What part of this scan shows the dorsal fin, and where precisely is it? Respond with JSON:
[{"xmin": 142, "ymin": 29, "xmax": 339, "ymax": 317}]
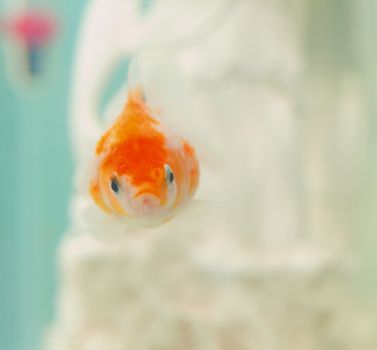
[{"xmin": 128, "ymin": 87, "xmax": 145, "ymax": 104}]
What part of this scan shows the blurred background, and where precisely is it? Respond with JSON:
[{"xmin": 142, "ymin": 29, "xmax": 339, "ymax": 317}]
[
  {"xmin": 1, "ymin": 0, "xmax": 377, "ymax": 350},
  {"xmin": 0, "ymin": 1, "xmax": 85, "ymax": 350}
]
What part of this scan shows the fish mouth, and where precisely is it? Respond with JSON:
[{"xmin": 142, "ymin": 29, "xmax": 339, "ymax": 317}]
[
  {"xmin": 132, "ymin": 192, "xmax": 162, "ymax": 216},
  {"xmin": 135, "ymin": 192, "xmax": 160, "ymax": 206}
]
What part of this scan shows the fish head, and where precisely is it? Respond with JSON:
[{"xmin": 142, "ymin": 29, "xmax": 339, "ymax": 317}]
[{"xmin": 90, "ymin": 129, "xmax": 199, "ymax": 225}]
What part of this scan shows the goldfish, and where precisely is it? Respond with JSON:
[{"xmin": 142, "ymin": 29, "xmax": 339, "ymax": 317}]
[{"xmin": 89, "ymin": 88, "xmax": 199, "ymax": 225}]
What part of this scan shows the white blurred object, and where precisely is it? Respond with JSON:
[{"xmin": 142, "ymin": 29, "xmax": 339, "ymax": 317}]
[{"xmin": 47, "ymin": 0, "xmax": 377, "ymax": 349}]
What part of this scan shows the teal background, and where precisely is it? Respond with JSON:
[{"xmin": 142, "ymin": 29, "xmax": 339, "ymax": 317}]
[{"xmin": 0, "ymin": 2, "xmax": 86, "ymax": 349}]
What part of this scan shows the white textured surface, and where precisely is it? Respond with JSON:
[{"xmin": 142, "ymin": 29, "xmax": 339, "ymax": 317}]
[{"xmin": 47, "ymin": 213, "xmax": 375, "ymax": 350}]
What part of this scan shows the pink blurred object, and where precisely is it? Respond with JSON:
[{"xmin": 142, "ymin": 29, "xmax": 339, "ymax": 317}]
[
  {"xmin": 8, "ymin": 11, "xmax": 57, "ymax": 47},
  {"xmin": 0, "ymin": 11, "xmax": 58, "ymax": 77}
]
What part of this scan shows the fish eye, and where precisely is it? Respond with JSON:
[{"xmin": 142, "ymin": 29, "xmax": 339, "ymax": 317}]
[
  {"xmin": 164, "ymin": 164, "xmax": 174, "ymax": 184},
  {"xmin": 110, "ymin": 178, "xmax": 119, "ymax": 193}
]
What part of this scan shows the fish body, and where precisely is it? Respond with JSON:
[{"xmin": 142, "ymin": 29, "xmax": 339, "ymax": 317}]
[{"xmin": 90, "ymin": 89, "xmax": 199, "ymax": 225}]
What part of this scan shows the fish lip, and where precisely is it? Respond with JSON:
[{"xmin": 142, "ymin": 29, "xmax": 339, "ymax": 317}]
[
  {"xmin": 134, "ymin": 190, "xmax": 159, "ymax": 200},
  {"xmin": 134, "ymin": 190, "xmax": 170, "ymax": 207},
  {"xmin": 133, "ymin": 191, "xmax": 162, "ymax": 206}
]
